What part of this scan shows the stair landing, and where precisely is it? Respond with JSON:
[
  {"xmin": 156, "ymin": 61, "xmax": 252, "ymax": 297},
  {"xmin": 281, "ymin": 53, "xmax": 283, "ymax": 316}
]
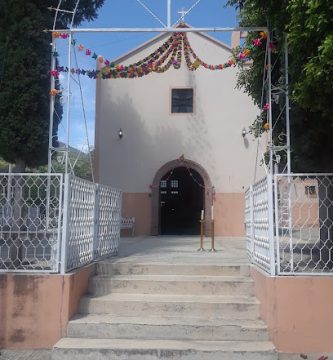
[{"xmin": 52, "ymin": 236, "xmax": 277, "ymax": 360}]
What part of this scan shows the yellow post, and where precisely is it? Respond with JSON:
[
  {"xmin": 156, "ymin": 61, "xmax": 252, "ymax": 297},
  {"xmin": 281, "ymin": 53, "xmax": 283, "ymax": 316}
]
[
  {"xmin": 210, "ymin": 220, "xmax": 217, "ymax": 252},
  {"xmin": 197, "ymin": 219, "xmax": 205, "ymax": 251}
]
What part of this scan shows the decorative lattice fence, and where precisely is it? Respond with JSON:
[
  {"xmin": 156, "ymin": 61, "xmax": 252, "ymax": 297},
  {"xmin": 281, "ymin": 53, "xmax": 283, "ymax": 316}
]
[
  {"xmin": 245, "ymin": 174, "xmax": 333, "ymax": 275},
  {"xmin": 0, "ymin": 173, "xmax": 63, "ymax": 272},
  {"xmin": 274, "ymin": 174, "xmax": 333, "ymax": 275},
  {"xmin": 0, "ymin": 173, "xmax": 122, "ymax": 274},
  {"xmin": 61, "ymin": 174, "xmax": 122, "ymax": 273},
  {"xmin": 245, "ymin": 176, "xmax": 275, "ymax": 275}
]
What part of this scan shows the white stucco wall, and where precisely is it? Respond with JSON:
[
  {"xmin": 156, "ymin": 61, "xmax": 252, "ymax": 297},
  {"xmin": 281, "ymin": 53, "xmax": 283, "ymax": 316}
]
[{"xmin": 95, "ymin": 31, "xmax": 265, "ymax": 193}]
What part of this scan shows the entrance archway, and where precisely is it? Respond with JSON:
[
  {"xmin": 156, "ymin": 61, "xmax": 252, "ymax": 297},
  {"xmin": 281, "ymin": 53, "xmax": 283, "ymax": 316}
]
[
  {"xmin": 160, "ymin": 167, "xmax": 203, "ymax": 235},
  {"xmin": 151, "ymin": 158, "xmax": 213, "ymax": 235}
]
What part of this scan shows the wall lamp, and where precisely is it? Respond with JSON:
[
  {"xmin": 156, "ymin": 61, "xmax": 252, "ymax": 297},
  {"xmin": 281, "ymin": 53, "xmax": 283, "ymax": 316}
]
[
  {"xmin": 118, "ymin": 128, "xmax": 123, "ymax": 139},
  {"xmin": 242, "ymin": 128, "xmax": 248, "ymax": 138}
]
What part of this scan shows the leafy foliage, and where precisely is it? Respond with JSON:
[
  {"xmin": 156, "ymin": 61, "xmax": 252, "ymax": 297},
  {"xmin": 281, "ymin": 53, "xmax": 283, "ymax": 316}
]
[
  {"xmin": 288, "ymin": 1, "xmax": 333, "ymax": 119},
  {"xmin": 228, "ymin": 0, "xmax": 333, "ymax": 171},
  {"xmin": 0, "ymin": 1, "xmax": 51, "ymax": 168},
  {"xmin": 0, "ymin": 0, "xmax": 104, "ymax": 170}
]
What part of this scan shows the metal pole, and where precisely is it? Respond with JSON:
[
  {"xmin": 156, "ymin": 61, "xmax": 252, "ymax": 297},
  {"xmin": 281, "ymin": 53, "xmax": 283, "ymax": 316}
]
[
  {"xmin": 54, "ymin": 173, "xmax": 64, "ymax": 272},
  {"xmin": 60, "ymin": 173, "xmax": 71, "ymax": 274},
  {"xmin": 7, "ymin": 164, "xmax": 12, "ymax": 203},
  {"xmin": 210, "ymin": 220, "xmax": 216, "ymax": 252},
  {"xmin": 267, "ymin": 31, "xmax": 273, "ymax": 175},
  {"xmin": 266, "ymin": 31, "xmax": 276, "ymax": 275},
  {"xmin": 273, "ymin": 175, "xmax": 281, "ymax": 274},
  {"xmin": 197, "ymin": 220, "xmax": 205, "ymax": 251},
  {"xmin": 47, "ymin": 26, "xmax": 268, "ymax": 33},
  {"xmin": 48, "ymin": 40, "xmax": 56, "ymax": 173},
  {"xmin": 285, "ymin": 36, "xmax": 291, "ymax": 175},
  {"xmin": 64, "ymin": 0, "xmax": 80, "ymax": 175},
  {"xmin": 64, "ymin": 34, "xmax": 72, "ymax": 175},
  {"xmin": 167, "ymin": 0, "xmax": 171, "ymax": 28},
  {"xmin": 284, "ymin": 35, "xmax": 293, "ymax": 272},
  {"xmin": 46, "ymin": 38, "xmax": 57, "ymax": 229},
  {"xmin": 93, "ymin": 184, "xmax": 100, "ymax": 259},
  {"xmin": 249, "ymin": 185, "xmax": 254, "ymax": 260},
  {"xmin": 267, "ymin": 174, "xmax": 276, "ymax": 275}
]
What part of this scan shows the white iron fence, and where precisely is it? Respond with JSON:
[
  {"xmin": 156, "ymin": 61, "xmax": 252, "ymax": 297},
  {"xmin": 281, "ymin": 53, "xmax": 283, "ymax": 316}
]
[
  {"xmin": 274, "ymin": 174, "xmax": 333, "ymax": 275},
  {"xmin": 61, "ymin": 175, "xmax": 122, "ymax": 273},
  {"xmin": 245, "ymin": 174, "xmax": 333, "ymax": 275},
  {"xmin": 0, "ymin": 173, "xmax": 122, "ymax": 273},
  {"xmin": 245, "ymin": 176, "xmax": 275, "ymax": 275},
  {"xmin": 0, "ymin": 173, "xmax": 63, "ymax": 272}
]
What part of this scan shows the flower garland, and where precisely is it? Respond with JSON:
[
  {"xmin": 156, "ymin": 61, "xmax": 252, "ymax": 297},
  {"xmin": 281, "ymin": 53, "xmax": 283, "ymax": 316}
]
[{"xmin": 50, "ymin": 30, "xmax": 268, "ymax": 82}]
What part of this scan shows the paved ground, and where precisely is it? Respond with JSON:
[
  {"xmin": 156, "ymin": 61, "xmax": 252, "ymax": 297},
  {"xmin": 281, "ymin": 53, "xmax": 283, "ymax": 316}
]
[
  {"xmin": 1, "ymin": 346, "xmax": 331, "ymax": 359},
  {"xmin": 1, "ymin": 236, "xmax": 332, "ymax": 360},
  {"xmin": 114, "ymin": 235, "xmax": 249, "ymax": 264},
  {"xmin": 0, "ymin": 350, "xmax": 51, "ymax": 360}
]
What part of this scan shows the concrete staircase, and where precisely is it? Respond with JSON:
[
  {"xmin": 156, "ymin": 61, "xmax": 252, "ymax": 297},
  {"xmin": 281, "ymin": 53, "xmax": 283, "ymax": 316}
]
[{"xmin": 53, "ymin": 257, "xmax": 277, "ymax": 359}]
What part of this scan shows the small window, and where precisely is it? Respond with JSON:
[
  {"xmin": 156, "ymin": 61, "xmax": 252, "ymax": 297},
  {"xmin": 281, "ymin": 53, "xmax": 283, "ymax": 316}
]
[
  {"xmin": 305, "ymin": 185, "xmax": 316, "ymax": 196},
  {"xmin": 160, "ymin": 180, "xmax": 167, "ymax": 188},
  {"xmin": 171, "ymin": 180, "xmax": 179, "ymax": 188},
  {"xmin": 171, "ymin": 88, "xmax": 193, "ymax": 113}
]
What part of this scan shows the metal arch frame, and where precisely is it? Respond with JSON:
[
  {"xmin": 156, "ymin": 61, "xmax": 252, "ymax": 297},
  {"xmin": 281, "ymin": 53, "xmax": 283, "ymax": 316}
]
[
  {"xmin": 49, "ymin": 0, "xmax": 81, "ymax": 176},
  {"xmin": 48, "ymin": 0, "xmax": 291, "ymax": 179}
]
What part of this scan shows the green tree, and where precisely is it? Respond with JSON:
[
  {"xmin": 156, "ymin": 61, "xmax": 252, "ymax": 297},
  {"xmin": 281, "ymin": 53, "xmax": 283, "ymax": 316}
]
[
  {"xmin": 0, "ymin": 0, "xmax": 104, "ymax": 172},
  {"xmin": 227, "ymin": 0, "xmax": 333, "ymax": 172}
]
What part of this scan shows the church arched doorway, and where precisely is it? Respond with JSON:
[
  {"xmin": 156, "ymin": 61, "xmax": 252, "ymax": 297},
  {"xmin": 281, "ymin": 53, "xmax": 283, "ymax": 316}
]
[
  {"xmin": 160, "ymin": 167, "xmax": 204, "ymax": 235},
  {"xmin": 151, "ymin": 158, "xmax": 213, "ymax": 236}
]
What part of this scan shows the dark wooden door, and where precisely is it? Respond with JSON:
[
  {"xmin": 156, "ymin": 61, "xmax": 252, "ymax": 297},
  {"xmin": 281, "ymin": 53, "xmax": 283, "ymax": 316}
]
[{"xmin": 160, "ymin": 167, "xmax": 204, "ymax": 235}]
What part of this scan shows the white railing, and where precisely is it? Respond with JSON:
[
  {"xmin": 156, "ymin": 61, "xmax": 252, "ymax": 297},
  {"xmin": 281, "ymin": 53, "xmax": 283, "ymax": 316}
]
[
  {"xmin": 274, "ymin": 174, "xmax": 333, "ymax": 275},
  {"xmin": 96, "ymin": 184, "xmax": 122, "ymax": 257},
  {"xmin": 0, "ymin": 173, "xmax": 122, "ymax": 274},
  {"xmin": 245, "ymin": 176, "xmax": 275, "ymax": 275},
  {"xmin": 244, "ymin": 186, "xmax": 253, "ymax": 259},
  {"xmin": 0, "ymin": 173, "xmax": 63, "ymax": 273},
  {"xmin": 61, "ymin": 174, "xmax": 122, "ymax": 273},
  {"xmin": 245, "ymin": 174, "xmax": 333, "ymax": 275}
]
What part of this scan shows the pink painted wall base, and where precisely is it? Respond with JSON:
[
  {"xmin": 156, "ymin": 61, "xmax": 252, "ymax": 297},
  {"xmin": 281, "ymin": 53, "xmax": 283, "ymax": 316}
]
[
  {"xmin": 0, "ymin": 264, "xmax": 95, "ymax": 349},
  {"xmin": 251, "ymin": 267, "xmax": 333, "ymax": 353},
  {"xmin": 121, "ymin": 192, "xmax": 245, "ymax": 236}
]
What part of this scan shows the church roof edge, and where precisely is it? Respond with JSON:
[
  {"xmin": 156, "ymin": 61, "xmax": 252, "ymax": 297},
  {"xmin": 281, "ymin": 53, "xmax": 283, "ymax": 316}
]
[{"xmin": 112, "ymin": 23, "xmax": 233, "ymax": 64}]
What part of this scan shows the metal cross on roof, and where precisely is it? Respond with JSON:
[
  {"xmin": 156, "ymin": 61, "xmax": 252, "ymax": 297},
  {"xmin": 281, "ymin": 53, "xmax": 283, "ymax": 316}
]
[{"xmin": 178, "ymin": 8, "xmax": 188, "ymax": 22}]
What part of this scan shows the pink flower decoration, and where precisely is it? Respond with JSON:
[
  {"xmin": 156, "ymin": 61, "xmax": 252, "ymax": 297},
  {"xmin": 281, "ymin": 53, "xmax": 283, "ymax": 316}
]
[
  {"xmin": 85, "ymin": 49, "xmax": 91, "ymax": 56},
  {"xmin": 263, "ymin": 103, "xmax": 270, "ymax": 111},
  {"xmin": 51, "ymin": 70, "xmax": 59, "ymax": 77},
  {"xmin": 104, "ymin": 59, "xmax": 110, "ymax": 66},
  {"xmin": 252, "ymin": 38, "xmax": 262, "ymax": 47},
  {"xmin": 238, "ymin": 53, "xmax": 246, "ymax": 60},
  {"xmin": 60, "ymin": 33, "xmax": 68, "ymax": 39}
]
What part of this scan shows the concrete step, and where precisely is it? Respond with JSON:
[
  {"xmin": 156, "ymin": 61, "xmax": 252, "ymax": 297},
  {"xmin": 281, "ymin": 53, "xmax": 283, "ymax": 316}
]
[
  {"xmin": 52, "ymin": 338, "xmax": 277, "ymax": 360},
  {"xmin": 97, "ymin": 262, "xmax": 250, "ymax": 277},
  {"xmin": 80, "ymin": 293, "xmax": 260, "ymax": 319},
  {"xmin": 89, "ymin": 274, "xmax": 254, "ymax": 296},
  {"xmin": 68, "ymin": 314, "xmax": 269, "ymax": 341}
]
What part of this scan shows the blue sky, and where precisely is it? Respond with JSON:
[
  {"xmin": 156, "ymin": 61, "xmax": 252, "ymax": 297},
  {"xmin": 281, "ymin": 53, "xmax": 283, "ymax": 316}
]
[{"xmin": 56, "ymin": 0, "xmax": 237, "ymax": 150}]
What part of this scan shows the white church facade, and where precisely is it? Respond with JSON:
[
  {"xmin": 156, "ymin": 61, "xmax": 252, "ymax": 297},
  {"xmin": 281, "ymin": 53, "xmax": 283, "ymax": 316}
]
[{"xmin": 94, "ymin": 28, "xmax": 264, "ymax": 236}]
